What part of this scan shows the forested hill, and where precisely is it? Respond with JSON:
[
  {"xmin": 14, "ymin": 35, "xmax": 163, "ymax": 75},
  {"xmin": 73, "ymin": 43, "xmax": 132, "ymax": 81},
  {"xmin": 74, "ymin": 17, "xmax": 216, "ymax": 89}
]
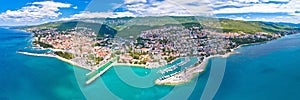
[{"xmin": 19, "ymin": 16, "xmax": 300, "ymax": 37}]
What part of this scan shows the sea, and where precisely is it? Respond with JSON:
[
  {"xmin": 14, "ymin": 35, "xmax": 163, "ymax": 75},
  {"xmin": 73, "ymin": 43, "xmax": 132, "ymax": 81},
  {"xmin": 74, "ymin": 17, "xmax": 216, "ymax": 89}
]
[{"xmin": 0, "ymin": 27, "xmax": 300, "ymax": 100}]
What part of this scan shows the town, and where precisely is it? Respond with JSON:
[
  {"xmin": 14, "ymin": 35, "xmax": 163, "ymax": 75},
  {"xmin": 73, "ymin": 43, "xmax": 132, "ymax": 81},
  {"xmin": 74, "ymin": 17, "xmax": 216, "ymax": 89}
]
[{"xmin": 22, "ymin": 23, "xmax": 290, "ymax": 85}]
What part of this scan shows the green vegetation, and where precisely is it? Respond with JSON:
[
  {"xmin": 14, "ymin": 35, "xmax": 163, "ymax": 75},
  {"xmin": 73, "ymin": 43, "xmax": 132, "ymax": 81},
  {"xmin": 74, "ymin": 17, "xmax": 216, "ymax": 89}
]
[
  {"xmin": 54, "ymin": 51, "xmax": 74, "ymax": 59},
  {"xmin": 129, "ymin": 51, "xmax": 147, "ymax": 59},
  {"xmin": 219, "ymin": 19, "xmax": 298, "ymax": 34},
  {"xmin": 117, "ymin": 25, "xmax": 160, "ymax": 38},
  {"xmin": 96, "ymin": 61, "xmax": 113, "ymax": 73},
  {"xmin": 230, "ymin": 38, "xmax": 269, "ymax": 45},
  {"xmin": 32, "ymin": 41, "xmax": 53, "ymax": 48},
  {"xmin": 181, "ymin": 22, "xmax": 203, "ymax": 30},
  {"xmin": 94, "ymin": 57, "xmax": 104, "ymax": 65},
  {"xmin": 22, "ymin": 16, "xmax": 299, "ymax": 38},
  {"xmin": 165, "ymin": 56, "xmax": 177, "ymax": 62},
  {"xmin": 93, "ymin": 43, "xmax": 101, "ymax": 47},
  {"xmin": 139, "ymin": 60, "xmax": 147, "ymax": 65},
  {"xmin": 23, "ymin": 21, "xmax": 117, "ymax": 38},
  {"xmin": 87, "ymin": 61, "xmax": 113, "ymax": 79}
]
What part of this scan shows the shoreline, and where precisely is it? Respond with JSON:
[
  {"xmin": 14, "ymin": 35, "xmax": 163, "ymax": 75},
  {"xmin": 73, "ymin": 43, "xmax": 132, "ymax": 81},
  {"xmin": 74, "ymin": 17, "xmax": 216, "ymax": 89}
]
[
  {"xmin": 154, "ymin": 48, "xmax": 241, "ymax": 85},
  {"xmin": 86, "ymin": 62, "xmax": 115, "ymax": 85},
  {"xmin": 113, "ymin": 63, "xmax": 148, "ymax": 68},
  {"xmin": 155, "ymin": 51, "xmax": 238, "ymax": 85},
  {"xmin": 158, "ymin": 34, "xmax": 299, "ymax": 85},
  {"xmin": 17, "ymin": 44, "xmax": 251, "ymax": 86},
  {"xmin": 167, "ymin": 57, "xmax": 181, "ymax": 64},
  {"xmin": 154, "ymin": 36, "xmax": 294, "ymax": 85},
  {"xmin": 17, "ymin": 34, "xmax": 292, "ymax": 86},
  {"xmin": 17, "ymin": 51, "xmax": 92, "ymax": 71}
]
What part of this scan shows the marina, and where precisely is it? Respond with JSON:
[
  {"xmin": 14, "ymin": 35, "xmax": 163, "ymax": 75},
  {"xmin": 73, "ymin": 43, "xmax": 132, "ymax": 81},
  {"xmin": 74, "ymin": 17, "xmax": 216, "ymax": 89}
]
[{"xmin": 158, "ymin": 65, "xmax": 178, "ymax": 74}]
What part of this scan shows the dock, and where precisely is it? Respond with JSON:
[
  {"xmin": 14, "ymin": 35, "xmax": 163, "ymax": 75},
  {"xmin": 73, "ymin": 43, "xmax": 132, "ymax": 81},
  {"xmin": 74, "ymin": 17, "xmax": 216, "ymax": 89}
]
[
  {"xmin": 85, "ymin": 56, "xmax": 119, "ymax": 85},
  {"xmin": 177, "ymin": 57, "xmax": 190, "ymax": 66},
  {"xmin": 158, "ymin": 65, "xmax": 178, "ymax": 74},
  {"xmin": 86, "ymin": 61, "xmax": 115, "ymax": 84}
]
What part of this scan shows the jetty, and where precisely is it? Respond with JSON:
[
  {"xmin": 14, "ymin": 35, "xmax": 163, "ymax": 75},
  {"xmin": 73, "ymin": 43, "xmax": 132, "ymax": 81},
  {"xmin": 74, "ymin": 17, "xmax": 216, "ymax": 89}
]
[
  {"xmin": 177, "ymin": 57, "xmax": 190, "ymax": 66},
  {"xmin": 85, "ymin": 56, "xmax": 119, "ymax": 85},
  {"xmin": 17, "ymin": 51, "xmax": 55, "ymax": 57},
  {"xmin": 113, "ymin": 63, "xmax": 146, "ymax": 68},
  {"xmin": 158, "ymin": 65, "xmax": 178, "ymax": 74},
  {"xmin": 17, "ymin": 51, "xmax": 92, "ymax": 70},
  {"xmin": 86, "ymin": 61, "xmax": 115, "ymax": 84}
]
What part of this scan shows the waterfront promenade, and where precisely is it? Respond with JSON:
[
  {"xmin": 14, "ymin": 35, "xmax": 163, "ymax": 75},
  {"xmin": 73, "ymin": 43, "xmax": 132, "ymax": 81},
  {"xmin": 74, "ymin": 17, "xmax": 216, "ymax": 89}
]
[{"xmin": 17, "ymin": 51, "xmax": 92, "ymax": 70}]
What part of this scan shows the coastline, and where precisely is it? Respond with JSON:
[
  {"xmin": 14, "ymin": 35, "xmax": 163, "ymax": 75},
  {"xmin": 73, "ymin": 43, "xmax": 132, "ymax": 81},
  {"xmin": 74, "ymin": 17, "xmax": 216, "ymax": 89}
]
[
  {"xmin": 18, "ymin": 31, "xmax": 297, "ymax": 86},
  {"xmin": 17, "ymin": 44, "xmax": 250, "ymax": 86},
  {"xmin": 17, "ymin": 51, "xmax": 92, "ymax": 71},
  {"xmin": 154, "ymin": 35, "xmax": 294, "ymax": 85},
  {"xmin": 113, "ymin": 63, "xmax": 148, "ymax": 68},
  {"xmin": 154, "ymin": 50, "xmax": 240, "ymax": 85},
  {"xmin": 86, "ymin": 62, "xmax": 115, "ymax": 85},
  {"xmin": 167, "ymin": 57, "xmax": 181, "ymax": 64}
]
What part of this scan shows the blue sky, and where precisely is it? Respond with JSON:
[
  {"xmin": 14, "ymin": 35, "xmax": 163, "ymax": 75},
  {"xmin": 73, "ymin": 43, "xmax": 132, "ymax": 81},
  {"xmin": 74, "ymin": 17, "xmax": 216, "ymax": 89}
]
[{"xmin": 0, "ymin": 0, "xmax": 299, "ymax": 26}]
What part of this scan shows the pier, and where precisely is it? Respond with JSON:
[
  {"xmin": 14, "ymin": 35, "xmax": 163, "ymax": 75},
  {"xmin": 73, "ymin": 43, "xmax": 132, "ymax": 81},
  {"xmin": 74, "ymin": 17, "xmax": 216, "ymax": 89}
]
[
  {"xmin": 17, "ymin": 51, "xmax": 92, "ymax": 70},
  {"xmin": 177, "ymin": 57, "xmax": 190, "ymax": 66},
  {"xmin": 85, "ymin": 56, "xmax": 119, "ymax": 84},
  {"xmin": 158, "ymin": 65, "xmax": 178, "ymax": 74},
  {"xmin": 86, "ymin": 61, "xmax": 115, "ymax": 84},
  {"xmin": 155, "ymin": 57, "xmax": 201, "ymax": 85}
]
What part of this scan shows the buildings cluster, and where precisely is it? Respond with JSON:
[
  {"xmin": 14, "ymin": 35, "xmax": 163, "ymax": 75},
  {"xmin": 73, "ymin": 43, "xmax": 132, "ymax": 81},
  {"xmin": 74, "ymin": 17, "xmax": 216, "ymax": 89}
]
[{"xmin": 27, "ymin": 25, "xmax": 281, "ymax": 70}]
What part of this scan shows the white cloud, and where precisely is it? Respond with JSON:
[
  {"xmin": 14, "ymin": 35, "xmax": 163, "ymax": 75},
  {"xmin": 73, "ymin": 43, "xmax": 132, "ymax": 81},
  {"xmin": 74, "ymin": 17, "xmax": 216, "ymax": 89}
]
[
  {"xmin": 64, "ymin": 0, "xmax": 213, "ymax": 19},
  {"xmin": 124, "ymin": 0, "xmax": 147, "ymax": 4},
  {"xmin": 212, "ymin": 0, "xmax": 299, "ymax": 15},
  {"xmin": 213, "ymin": 3, "xmax": 292, "ymax": 14},
  {"xmin": 220, "ymin": 14, "xmax": 300, "ymax": 24},
  {"xmin": 31, "ymin": 1, "xmax": 71, "ymax": 8},
  {"xmin": 69, "ymin": 11, "xmax": 113, "ymax": 19},
  {"xmin": 0, "ymin": 1, "xmax": 71, "ymax": 25},
  {"xmin": 73, "ymin": 6, "xmax": 78, "ymax": 9},
  {"xmin": 266, "ymin": 0, "xmax": 290, "ymax": 2},
  {"xmin": 211, "ymin": 0, "xmax": 300, "ymax": 23},
  {"xmin": 237, "ymin": 0, "xmax": 260, "ymax": 3},
  {"xmin": 2, "ymin": 0, "xmax": 298, "ymax": 25},
  {"xmin": 59, "ymin": 11, "xmax": 138, "ymax": 21}
]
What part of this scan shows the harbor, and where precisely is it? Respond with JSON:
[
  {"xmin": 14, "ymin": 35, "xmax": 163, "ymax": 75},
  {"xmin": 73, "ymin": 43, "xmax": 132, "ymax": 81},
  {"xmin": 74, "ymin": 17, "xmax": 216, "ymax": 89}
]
[
  {"xmin": 17, "ymin": 51, "xmax": 117, "ymax": 84},
  {"xmin": 155, "ymin": 57, "xmax": 204, "ymax": 85}
]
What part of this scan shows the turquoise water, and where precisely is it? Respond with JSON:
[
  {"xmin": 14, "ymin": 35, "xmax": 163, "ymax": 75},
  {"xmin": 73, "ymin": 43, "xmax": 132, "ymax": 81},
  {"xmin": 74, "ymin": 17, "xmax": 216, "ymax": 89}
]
[
  {"xmin": 0, "ymin": 28, "xmax": 85, "ymax": 100},
  {"xmin": 1, "ymin": 27, "xmax": 300, "ymax": 100},
  {"xmin": 212, "ymin": 34, "xmax": 300, "ymax": 100}
]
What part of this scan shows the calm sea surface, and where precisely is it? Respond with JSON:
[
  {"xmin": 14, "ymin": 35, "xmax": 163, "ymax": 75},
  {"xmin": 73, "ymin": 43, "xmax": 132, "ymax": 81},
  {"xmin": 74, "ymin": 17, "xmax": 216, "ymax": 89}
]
[{"xmin": 0, "ymin": 28, "xmax": 300, "ymax": 100}]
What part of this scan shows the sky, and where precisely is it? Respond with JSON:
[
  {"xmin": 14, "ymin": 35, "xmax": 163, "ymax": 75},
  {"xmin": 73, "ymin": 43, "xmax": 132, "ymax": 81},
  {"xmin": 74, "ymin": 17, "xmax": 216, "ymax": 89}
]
[{"xmin": 0, "ymin": 0, "xmax": 299, "ymax": 26}]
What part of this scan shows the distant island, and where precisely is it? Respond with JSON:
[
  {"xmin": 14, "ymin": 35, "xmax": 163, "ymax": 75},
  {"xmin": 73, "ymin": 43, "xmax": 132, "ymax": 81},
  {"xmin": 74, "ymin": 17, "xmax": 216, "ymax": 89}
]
[{"xmin": 17, "ymin": 16, "xmax": 300, "ymax": 85}]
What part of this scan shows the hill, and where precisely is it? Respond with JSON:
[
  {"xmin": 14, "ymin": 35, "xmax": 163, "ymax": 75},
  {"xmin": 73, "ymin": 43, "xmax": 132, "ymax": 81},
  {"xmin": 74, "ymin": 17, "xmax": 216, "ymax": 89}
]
[{"xmin": 19, "ymin": 16, "xmax": 300, "ymax": 38}]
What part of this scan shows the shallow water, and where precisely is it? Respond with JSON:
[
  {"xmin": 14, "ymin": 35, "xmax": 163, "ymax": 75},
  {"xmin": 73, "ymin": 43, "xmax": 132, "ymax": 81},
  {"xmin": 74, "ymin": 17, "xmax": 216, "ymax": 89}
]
[
  {"xmin": 0, "ymin": 28, "xmax": 85, "ymax": 100},
  {"xmin": 1, "ymin": 28, "xmax": 300, "ymax": 100}
]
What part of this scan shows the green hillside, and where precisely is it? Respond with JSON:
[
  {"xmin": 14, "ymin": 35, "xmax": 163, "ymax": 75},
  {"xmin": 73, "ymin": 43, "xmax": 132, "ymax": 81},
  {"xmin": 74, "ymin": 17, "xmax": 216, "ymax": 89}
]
[
  {"xmin": 21, "ymin": 16, "xmax": 299, "ymax": 38},
  {"xmin": 219, "ymin": 19, "xmax": 297, "ymax": 34}
]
